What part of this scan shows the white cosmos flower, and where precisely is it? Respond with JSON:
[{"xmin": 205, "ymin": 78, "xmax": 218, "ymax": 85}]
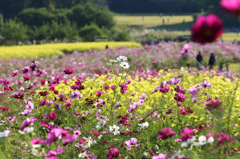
[
  {"xmin": 116, "ymin": 56, "xmax": 127, "ymax": 62},
  {"xmin": 120, "ymin": 62, "xmax": 130, "ymax": 69},
  {"xmin": 96, "ymin": 120, "xmax": 106, "ymax": 130},
  {"xmin": 110, "ymin": 60, "xmax": 118, "ymax": 63},
  {"xmin": 138, "ymin": 122, "xmax": 149, "ymax": 129},
  {"xmin": 181, "ymin": 136, "xmax": 196, "ymax": 148},
  {"xmin": 32, "ymin": 148, "xmax": 43, "ymax": 157},
  {"xmin": 19, "ymin": 127, "xmax": 34, "ymax": 134},
  {"xmin": 194, "ymin": 135, "xmax": 214, "ymax": 146},
  {"xmin": 98, "ymin": 135, "xmax": 102, "ymax": 139},
  {"xmin": 79, "ymin": 152, "xmax": 87, "ymax": 158},
  {"xmin": 0, "ymin": 130, "xmax": 10, "ymax": 138},
  {"xmin": 143, "ymin": 152, "xmax": 149, "ymax": 157},
  {"xmin": 109, "ymin": 125, "xmax": 120, "ymax": 135}
]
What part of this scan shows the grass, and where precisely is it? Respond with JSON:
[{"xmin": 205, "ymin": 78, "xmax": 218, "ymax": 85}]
[
  {"xmin": 114, "ymin": 15, "xmax": 193, "ymax": 28},
  {"xmin": 115, "ymin": 15, "xmax": 240, "ymax": 42}
]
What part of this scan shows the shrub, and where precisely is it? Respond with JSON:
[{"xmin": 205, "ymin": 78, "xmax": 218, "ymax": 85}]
[{"xmin": 79, "ymin": 23, "xmax": 105, "ymax": 42}]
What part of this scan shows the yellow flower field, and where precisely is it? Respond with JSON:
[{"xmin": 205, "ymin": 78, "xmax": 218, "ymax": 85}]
[{"xmin": 0, "ymin": 42, "xmax": 141, "ymax": 59}]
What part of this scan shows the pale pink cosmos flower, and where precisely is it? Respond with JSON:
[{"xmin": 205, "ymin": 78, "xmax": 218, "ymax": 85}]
[
  {"xmin": 179, "ymin": 44, "xmax": 191, "ymax": 56},
  {"xmin": 45, "ymin": 146, "xmax": 65, "ymax": 159},
  {"xmin": 62, "ymin": 134, "xmax": 78, "ymax": 146},
  {"xmin": 125, "ymin": 138, "xmax": 139, "ymax": 148},
  {"xmin": 11, "ymin": 70, "xmax": 18, "ymax": 77}
]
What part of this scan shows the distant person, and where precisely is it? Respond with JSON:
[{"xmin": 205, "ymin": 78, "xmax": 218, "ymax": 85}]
[
  {"xmin": 160, "ymin": 13, "xmax": 162, "ymax": 18},
  {"xmin": 196, "ymin": 51, "xmax": 203, "ymax": 70},
  {"xmin": 208, "ymin": 53, "xmax": 216, "ymax": 70},
  {"xmin": 30, "ymin": 61, "xmax": 36, "ymax": 71},
  {"xmin": 142, "ymin": 16, "xmax": 144, "ymax": 22},
  {"xmin": 233, "ymin": 39, "xmax": 237, "ymax": 44},
  {"xmin": 105, "ymin": 45, "xmax": 109, "ymax": 50},
  {"xmin": 162, "ymin": 19, "xmax": 165, "ymax": 25},
  {"xmin": 167, "ymin": 18, "xmax": 169, "ymax": 23},
  {"xmin": 183, "ymin": 19, "xmax": 185, "ymax": 23},
  {"xmin": 221, "ymin": 39, "xmax": 224, "ymax": 43}
]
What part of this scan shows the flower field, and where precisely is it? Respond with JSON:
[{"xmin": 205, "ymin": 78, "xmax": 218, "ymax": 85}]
[
  {"xmin": 0, "ymin": 42, "xmax": 141, "ymax": 59},
  {"xmin": 1, "ymin": 44, "xmax": 240, "ymax": 159}
]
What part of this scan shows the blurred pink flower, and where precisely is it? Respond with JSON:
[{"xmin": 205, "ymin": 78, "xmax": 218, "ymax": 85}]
[
  {"xmin": 11, "ymin": 70, "xmax": 18, "ymax": 77},
  {"xmin": 220, "ymin": 0, "xmax": 240, "ymax": 16},
  {"xmin": 191, "ymin": 14, "xmax": 223, "ymax": 44}
]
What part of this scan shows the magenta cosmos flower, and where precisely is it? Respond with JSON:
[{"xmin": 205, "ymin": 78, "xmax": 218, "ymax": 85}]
[
  {"xmin": 160, "ymin": 81, "xmax": 170, "ymax": 93},
  {"xmin": 174, "ymin": 93, "xmax": 185, "ymax": 102},
  {"xmin": 220, "ymin": 0, "xmax": 240, "ymax": 16},
  {"xmin": 107, "ymin": 149, "xmax": 119, "ymax": 159},
  {"xmin": 45, "ymin": 146, "xmax": 65, "ymax": 159},
  {"xmin": 11, "ymin": 70, "xmax": 18, "ymax": 77},
  {"xmin": 62, "ymin": 134, "xmax": 78, "ymax": 146},
  {"xmin": 31, "ymin": 138, "xmax": 43, "ymax": 145},
  {"xmin": 157, "ymin": 127, "xmax": 176, "ymax": 140},
  {"xmin": 180, "ymin": 127, "xmax": 195, "ymax": 142},
  {"xmin": 179, "ymin": 44, "xmax": 191, "ymax": 56},
  {"xmin": 174, "ymin": 85, "xmax": 187, "ymax": 94},
  {"xmin": 64, "ymin": 68, "xmax": 74, "ymax": 74},
  {"xmin": 206, "ymin": 99, "xmax": 223, "ymax": 111},
  {"xmin": 22, "ymin": 66, "xmax": 29, "ymax": 74},
  {"xmin": 191, "ymin": 14, "xmax": 223, "ymax": 44}
]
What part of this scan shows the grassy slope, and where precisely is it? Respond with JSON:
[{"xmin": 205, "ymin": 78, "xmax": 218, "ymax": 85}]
[{"xmin": 115, "ymin": 15, "xmax": 240, "ymax": 42}]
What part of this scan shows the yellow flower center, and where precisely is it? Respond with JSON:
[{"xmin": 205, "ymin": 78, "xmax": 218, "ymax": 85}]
[{"xmin": 204, "ymin": 29, "xmax": 212, "ymax": 37}]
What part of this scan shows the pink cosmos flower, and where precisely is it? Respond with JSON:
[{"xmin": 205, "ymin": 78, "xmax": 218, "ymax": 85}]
[
  {"xmin": 35, "ymin": 68, "xmax": 43, "ymax": 77},
  {"xmin": 41, "ymin": 79, "xmax": 46, "ymax": 85},
  {"xmin": 152, "ymin": 154, "xmax": 168, "ymax": 159},
  {"xmin": 107, "ymin": 149, "xmax": 119, "ymax": 159},
  {"xmin": 11, "ymin": 70, "xmax": 18, "ymax": 77},
  {"xmin": 139, "ymin": 93, "xmax": 147, "ymax": 99},
  {"xmin": 201, "ymin": 80, "xmax": 211, "ymax": 88},
  {"xmin": 217, "ymin": 132, "xmax": 235, "ymax": 145},
  {"xmin": 179, "ymin": 44, "xmax": 191, "ymax": 56},
  {"xmin": 45, "ymin": 146, "xmax": 65, "ymax": 159},
  {"xmin": 220, "ymin": 0, "xmax": 240, "ymax": 16},
  {"xmin": 180, "ymin": 127, "xmax": 195, "ymax": 142},
  {"xmin": 103, "ymin": 85, "xmax": 110, "ymax": 91},
  {"xmin": 152, "ymin": 61, "xmax": 156, "ymax": 64},
  {"xmin": 174, "ymin": 85, "xmax": 187, "ymax": 94},
  {"xmin": 125, "ymin": 138, "xmax": 139, "ymax": 148},
  {"xmin": 39, "ymin": 100, "xmax": 48, "ymax": 106},
  {"xmin": 95, "ymin": 91, "xmax": 104, "ymax": 97},
  {"xmin": 114, "ymin": 102, "xmax": 121, "ymax": 109},
  {"xmin": 74, "ymin": 130, "xmax": 81, "ymax": 136},
  {"xmin": 126, "ymin": 79, "xmax": 131, "ymax": 85},
  {"xmin": 206, "ymin": 99, "xmax": 223, "ymax": 111},
  {"xmin": 62, "ymin": 134, "xmax": 78, "ymax": 146},
  {"xmin": 44, "ymin": 128, "xmax": 70, "ymax": 145},
  {"xmin": 22, "ymin": 67, "xmax": 29, "ymax": 74},
  {"xmin": 31, "ymin": 138, "xmax": 43, "ymax": 145},
  {"xmin": 174, "ymin": 93, "xmax": 185, "ymax": 102},
  {"xmin": 70, "ymin": 91, "xmax": 82, "ymax": 99},
  {"xmin": 191, "ymin": 14, "xmax": 223, "ymax": 44},
  {"xmin": 157, "ymin": 127, "xmax": 176, "ymax": 140},
  {"xmin": 20, "ymin": 117, "xmax": 36, "ymax": 131},
  {"xmin": 111, "ymin": 85, "xmax": 116, "ymax": 90},
  {"xmin": 64, "ymin": 68, "xmax": 74, "ymax": 75},
  {"xmin": 24, "ymin": 74, "xmax": 30, "ymax": 81}
]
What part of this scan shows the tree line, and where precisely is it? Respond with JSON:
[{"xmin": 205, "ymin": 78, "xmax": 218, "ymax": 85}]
[{"xmin": 0, "ymin": 1, "xmax": 130, "ymax": 45}]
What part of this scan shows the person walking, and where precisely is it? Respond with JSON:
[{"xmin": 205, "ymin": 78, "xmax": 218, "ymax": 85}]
[
  {"xmin": 208, "ymin": 53, "xmax": 216, "ymax": 71},
  {"xmin": 196, "ymin": 51, "xmax": 203, "ymax": 70}
]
